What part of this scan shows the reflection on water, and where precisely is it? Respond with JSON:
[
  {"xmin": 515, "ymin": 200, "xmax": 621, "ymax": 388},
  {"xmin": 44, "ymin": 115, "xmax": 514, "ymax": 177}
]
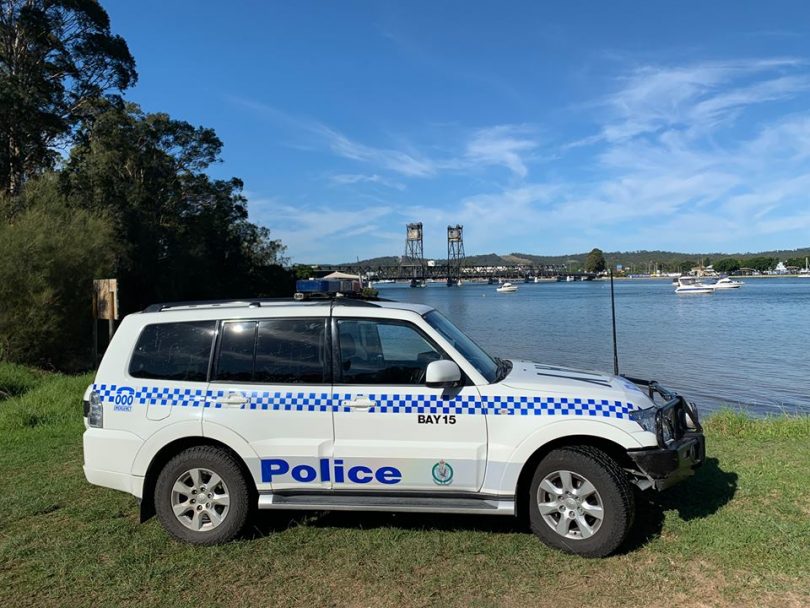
[{"xmin": 380, "ymin": 278, "xmax": 810, "ymax": 415}]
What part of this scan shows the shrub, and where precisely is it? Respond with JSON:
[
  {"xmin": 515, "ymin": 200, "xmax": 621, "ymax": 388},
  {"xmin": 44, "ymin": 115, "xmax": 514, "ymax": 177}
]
[{"xmin": 0, "ymin": 175, "xmax": 117, "ymax": 371}]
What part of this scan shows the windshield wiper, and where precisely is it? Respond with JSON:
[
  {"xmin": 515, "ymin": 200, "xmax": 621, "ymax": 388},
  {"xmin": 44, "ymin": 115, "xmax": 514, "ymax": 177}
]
[{"xmin": 494, "ymin": 357, "xmax": 512, "ymax": 382}]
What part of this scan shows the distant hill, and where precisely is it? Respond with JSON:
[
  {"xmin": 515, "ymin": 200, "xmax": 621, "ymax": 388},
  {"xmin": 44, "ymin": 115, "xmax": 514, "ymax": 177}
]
[
  {"xmin": 510, "ymin": 248, "xmax": 810, "ymax": 270},
  {"xmin": 318, "ymin": 247, "xmax": 810, "ymax": 272}
]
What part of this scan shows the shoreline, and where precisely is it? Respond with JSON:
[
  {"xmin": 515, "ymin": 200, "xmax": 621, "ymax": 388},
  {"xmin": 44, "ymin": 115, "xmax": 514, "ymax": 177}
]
[{"xmin": 374, "ymin": 274, "xmax": 810, "ymax": 284}]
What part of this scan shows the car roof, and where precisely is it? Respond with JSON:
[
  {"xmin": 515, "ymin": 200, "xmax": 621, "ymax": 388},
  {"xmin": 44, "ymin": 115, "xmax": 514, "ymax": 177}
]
[{"xmin": 137, "ymin": 298, "xmax": 435, "ymax": 319}]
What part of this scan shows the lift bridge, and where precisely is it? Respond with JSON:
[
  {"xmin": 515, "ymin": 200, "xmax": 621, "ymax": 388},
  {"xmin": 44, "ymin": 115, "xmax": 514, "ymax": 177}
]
[{"xmin": 320, "ymin": 222, "xmax": 581, "ymax": 282}]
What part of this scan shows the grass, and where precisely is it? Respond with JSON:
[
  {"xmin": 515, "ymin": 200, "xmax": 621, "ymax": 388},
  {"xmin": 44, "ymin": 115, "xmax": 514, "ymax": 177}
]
[
  {"xmin": 0, "ymin": 363, "xmax": 808, "ymax": 608},
  {"xmin": 0, "ymin": 362, "xmax": 44, "ymax": 400}
]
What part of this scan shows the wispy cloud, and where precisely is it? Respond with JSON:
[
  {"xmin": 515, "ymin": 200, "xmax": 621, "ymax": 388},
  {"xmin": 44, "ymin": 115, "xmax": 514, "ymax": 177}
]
[
  {"xmin": 235, "ymin": 57, "xmax": 810, "ymax": 260},
  {"xmin": 315, "ymin": 125, "xmax": 438, "ymax": 177},
  {"xmin": 597, "ymin": 58, "xmax": 806, "ymax": 142},
  {"xmin": 228, "ymin": 96, "xmax": 441, "ymax": 177},
  {"xmin": 246, "ymin": 195, "xmax": 401, "ymax": 261},
  {"xmin": 329, "ymin": 173, "xmax": 406, "ymax": 190},
  {"xmin": 229, "ymin": 96, "xmax": 541, "ymax": 181},
  {"xmin": 464, "ymin": 125, "xmax": 538, "ymax": 178},
  {"xmin": 436, "ymin": 58, "xmax": 810, "ymax": 253}
]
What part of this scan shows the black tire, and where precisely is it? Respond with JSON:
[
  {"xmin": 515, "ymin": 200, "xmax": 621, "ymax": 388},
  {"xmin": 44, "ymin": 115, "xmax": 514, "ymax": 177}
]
[
  {"xmin": 528, "ymin": 446, "xmax": 635, "ymax": 557},
  {"xmin": 154, "ymin": 446, "xmax": 250, "ymax": 545}
]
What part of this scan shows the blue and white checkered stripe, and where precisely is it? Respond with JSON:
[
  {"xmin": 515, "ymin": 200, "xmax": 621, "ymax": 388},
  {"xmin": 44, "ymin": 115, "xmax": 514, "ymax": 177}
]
[
  {"xmin": 93, "ymin": 384, "xmax": 208, "ymax": 408},
  {"xmin": 209, "ymin": 389, "xmax": 334, "ymax": 412},
  {"xmin": 355, "ymin": 393, "xmax": 631, "ymax": 418},
  {"xmin": 93, "ymin": 384, "xmax": 632, "ymax": 419}
]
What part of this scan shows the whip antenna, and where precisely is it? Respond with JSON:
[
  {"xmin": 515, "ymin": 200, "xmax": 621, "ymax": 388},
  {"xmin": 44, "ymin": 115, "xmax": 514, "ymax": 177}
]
[{"xmin": 610, "ymin": 268, "xmax": 620, "ymax": 376}]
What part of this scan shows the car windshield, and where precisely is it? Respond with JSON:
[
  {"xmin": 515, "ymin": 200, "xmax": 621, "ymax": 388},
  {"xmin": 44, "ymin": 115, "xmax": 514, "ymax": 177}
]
[{"xmin": 423, "ymin": 310, "xmax": 504, "ymax": 383}]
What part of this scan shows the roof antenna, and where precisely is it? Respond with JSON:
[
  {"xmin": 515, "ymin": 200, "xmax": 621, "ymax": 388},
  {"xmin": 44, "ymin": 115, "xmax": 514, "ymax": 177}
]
[{"xmin": 610, "ymin": 267, "xmax": 620, "ymax": 376}]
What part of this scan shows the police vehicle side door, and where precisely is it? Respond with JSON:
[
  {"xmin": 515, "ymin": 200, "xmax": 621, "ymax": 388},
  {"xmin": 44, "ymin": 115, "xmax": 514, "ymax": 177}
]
[
  {"xmin": 330, "ymin": 313, "xmax": 487, "ymax": 492},
  {"xmin": 203, "ymin": 316, "xmax": 334, "ymax": 492}
]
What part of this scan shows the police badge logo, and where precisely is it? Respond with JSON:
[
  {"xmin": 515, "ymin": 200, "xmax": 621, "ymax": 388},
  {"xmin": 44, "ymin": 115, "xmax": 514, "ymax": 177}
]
[{"xmin": 431, "ymin": 459, "xmax": 454, "ymax": 485}]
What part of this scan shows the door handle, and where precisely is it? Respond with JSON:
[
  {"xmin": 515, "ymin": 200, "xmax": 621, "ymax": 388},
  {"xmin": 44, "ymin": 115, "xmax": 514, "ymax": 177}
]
[
  {"xmin": 220, "ymin": 393, "xmax": 249, "ymax": 408},
  {"xmin": 342, "ymin": 396, "xmax": 376, "ymax": 409}
]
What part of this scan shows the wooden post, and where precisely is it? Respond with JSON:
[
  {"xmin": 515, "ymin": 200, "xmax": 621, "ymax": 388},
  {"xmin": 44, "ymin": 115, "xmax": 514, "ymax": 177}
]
[{"xmin": 93, "ymin": 279, "xmax": 119, "ymax": 360}]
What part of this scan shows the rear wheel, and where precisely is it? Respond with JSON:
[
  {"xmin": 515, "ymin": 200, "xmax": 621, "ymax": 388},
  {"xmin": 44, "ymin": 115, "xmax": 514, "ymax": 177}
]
[
  {"xmin": 155, "ymin": 446, "xmax": 250, "ymax": 545},
  {"xmin": 528, "ymin": 446, "xmax": 635, "ymax": 557}
]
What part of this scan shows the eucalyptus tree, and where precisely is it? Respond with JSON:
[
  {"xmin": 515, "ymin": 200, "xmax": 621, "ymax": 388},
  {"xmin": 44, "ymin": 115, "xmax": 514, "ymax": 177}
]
[
  {"xmin": 61, "ymin": 102, "xmax": 290, "ymax": 311},
  {"xmin": 0, "ymin": 0, "xmax": 136, "ymax": 196}
]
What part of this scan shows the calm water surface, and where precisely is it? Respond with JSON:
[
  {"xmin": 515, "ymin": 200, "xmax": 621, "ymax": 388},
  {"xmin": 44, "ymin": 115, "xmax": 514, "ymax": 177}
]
[{"xmin": 377, "ymin": 278, "xmax": 810, "ymax": 416}]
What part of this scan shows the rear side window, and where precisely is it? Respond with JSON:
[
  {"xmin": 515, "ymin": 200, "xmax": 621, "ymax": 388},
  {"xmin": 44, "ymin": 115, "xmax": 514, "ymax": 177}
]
[
  {"xmin": 256, "ymin": 319, "xmax": 327, "ymax": 383},
  {"xmin": 216, "ymin": 321, "xmax": 257, "ymax": 382},
  {"xmin": 129, "ymin": 321, "xmax": 216, "ymax": 382},
  {"xmin": 214, "ymin": 319, "xmax": 327, "ymax": 384}
]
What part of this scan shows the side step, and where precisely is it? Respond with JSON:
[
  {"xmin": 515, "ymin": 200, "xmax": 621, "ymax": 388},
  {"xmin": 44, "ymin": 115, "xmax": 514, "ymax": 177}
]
[{"xmin": 258, "ymin": 493, "xmax": 515, "ymax": 515}]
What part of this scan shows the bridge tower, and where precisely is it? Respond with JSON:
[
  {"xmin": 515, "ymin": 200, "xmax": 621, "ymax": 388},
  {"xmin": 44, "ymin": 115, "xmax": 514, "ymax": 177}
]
[
  {"xmin": 446, "ymin": 224, "xmax": 465, "ymax": 286},
  {"xmin": 403, "ymin": 223, "xmax": 426, "ymax": 287}
]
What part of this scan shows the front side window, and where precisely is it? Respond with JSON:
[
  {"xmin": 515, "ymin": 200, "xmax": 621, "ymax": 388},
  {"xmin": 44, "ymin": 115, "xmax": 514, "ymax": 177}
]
[
  {"xmin": 337, "ymin": 319, "xmax": 443, "ymax": 385},
  {"xmin": 214, "ymin": 318, "xmax": 327, "ymax": 384},
  {"xmin": 423, "ymin": 310, "xmax": 498, "ymax": 383},
  {"xmin": 129, "ymin": 321, "xmax": 216, "ymax": 382}
]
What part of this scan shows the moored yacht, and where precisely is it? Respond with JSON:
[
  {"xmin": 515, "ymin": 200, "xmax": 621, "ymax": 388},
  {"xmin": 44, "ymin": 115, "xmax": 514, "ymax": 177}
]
[
  {"xmin": 496, "ymin": 282, "xmax": 518, "ymax": 293},
  {"xmin": 713, "ymin": 277, "xmax": 744, "ymax": 289},
  {"xmin": 674, "ymin": 276, "xmax": 714, "ymax": 294}
]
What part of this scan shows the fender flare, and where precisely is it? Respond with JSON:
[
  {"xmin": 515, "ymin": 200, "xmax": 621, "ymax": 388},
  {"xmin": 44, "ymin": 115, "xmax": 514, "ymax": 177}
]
[
  {"xmin": 130, "ymin": 420, "xmax": 260, "ymax": 480},
  {"xmin": 131, "ymin": 420, "xmax": 204, "ymax": 478},
  {"xmin": 202, "ymin": 420, "xmax": 263, "ymax": 486},
  {"xmin": 490, "ymin": 418, "xmax": 645, "ymax": 495},
  {"xmin": 133, "ymin": 420, "xmax": 262, "ymax": 522}
]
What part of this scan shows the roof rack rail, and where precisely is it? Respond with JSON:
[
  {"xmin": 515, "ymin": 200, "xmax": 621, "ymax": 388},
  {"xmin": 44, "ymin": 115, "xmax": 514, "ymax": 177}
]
[
  {"xmin": 142, "ymin": 298, "xmax": 295, "ymax": 313},
  {"xmin": 332, "ymin": 297, "xmax": 385, "ymax": 307},
  {"xmin": 142, "ymin": 295, "xmax": 390, "ymax": 313}
]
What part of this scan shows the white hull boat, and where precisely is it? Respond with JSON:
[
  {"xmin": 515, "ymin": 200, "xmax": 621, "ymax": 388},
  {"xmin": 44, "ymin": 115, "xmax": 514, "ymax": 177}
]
[
  {"xmin": 496, "ymin": 282, "xmax": 518, "ymax": 293},
  {"xmin": 713, "ymin": 277, "xmax": 743, "ymax": 289},
  {"xmin": 674, "ymin": 276, "xmax": 714, "ymax": 294}
]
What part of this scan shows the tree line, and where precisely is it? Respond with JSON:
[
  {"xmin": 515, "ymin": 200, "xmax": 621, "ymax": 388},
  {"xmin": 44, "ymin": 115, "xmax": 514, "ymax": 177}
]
[{"xmin": 0, "ymin": 0, "xmax": 293, "ymax": 371}]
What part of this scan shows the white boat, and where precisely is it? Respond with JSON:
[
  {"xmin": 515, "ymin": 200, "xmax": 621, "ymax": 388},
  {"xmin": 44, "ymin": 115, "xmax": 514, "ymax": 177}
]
[
  {"xmin": 496, "ymin": 282, "xmax": 518, "ymax": 293},
  {"xmin": 799, "ymin": 257, "xmax": 810, "ymax": 278},
  {"xmin": 713, "ymin": 277, "xmax": 744, "ymax": 289},
  {"xmin": 674, "ymin": 276, "xmax": 714, "ymax": 294},
  {"xmin": 565, "ymin": 276, "xmax": 575, "ymax": 282}
]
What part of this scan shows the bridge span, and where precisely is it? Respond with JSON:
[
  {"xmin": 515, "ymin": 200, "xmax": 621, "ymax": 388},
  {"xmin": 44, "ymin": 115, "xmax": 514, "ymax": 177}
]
[{"xmin": 318, "ymin": 264, "xmax": 598, "ymax": 282}]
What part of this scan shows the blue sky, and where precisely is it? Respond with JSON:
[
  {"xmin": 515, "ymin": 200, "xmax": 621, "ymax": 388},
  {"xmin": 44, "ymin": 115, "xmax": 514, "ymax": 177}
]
[{"xmin": 106, "ymin": 1, "xmax": 810, "ymax": 262}]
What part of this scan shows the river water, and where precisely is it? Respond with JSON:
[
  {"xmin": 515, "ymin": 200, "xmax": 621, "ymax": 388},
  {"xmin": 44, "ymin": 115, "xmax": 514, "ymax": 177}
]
[{"xmin": 375, "ymin": 277, "xmax": 810, "ymax": 416}]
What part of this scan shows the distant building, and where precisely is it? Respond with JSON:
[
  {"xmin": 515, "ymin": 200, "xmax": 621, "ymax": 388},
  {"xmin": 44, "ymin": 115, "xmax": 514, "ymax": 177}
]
[{"xmin": 690, "ymin": 265, "xmax": 718, "ymax": 277}]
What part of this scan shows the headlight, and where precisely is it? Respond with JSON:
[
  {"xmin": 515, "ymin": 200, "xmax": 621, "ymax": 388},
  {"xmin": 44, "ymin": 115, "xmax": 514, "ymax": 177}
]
[
  {"xmin": 630, "ymin": 407, "xmax": 673, "ymax": 443},
  {"xmin": 685, "ymin": 401, "xmax": 700, "ymax": 429},
  {"xmin": 87, "ymin": 391, "xmax": 103, "ymax": 428},
  {"xmin": 629, "ymin": 407, "xmax": 656, "ymax": 433}
]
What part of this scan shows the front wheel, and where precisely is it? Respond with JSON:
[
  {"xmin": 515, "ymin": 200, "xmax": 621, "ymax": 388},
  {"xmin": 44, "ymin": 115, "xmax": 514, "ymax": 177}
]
[
  {"xmin": 528, "ymin": 446, "xmax": 635, "ymax": 557},
  {"xmin": 154, "ymin": 446, "xmax": 250, "ymax": 545}
]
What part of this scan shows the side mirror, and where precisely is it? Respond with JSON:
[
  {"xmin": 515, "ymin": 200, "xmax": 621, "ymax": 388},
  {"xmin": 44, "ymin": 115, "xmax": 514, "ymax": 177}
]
[{"xmin": 425, "ymin": 360, "xmax": 461, "ymax": 388}]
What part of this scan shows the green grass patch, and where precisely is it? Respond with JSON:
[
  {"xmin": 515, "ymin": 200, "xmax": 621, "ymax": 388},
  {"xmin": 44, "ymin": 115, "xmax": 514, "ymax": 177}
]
[
  {"xmin": 0, "ymin": 369, "xmax": 808, "ymax": 607},
  {"xmin": 707, "ymin": 408, "xmax": 810, "ymax": 439},
  {"xmin": 0, "ymin": 362, "xmax": 45, "ymax": 400}
]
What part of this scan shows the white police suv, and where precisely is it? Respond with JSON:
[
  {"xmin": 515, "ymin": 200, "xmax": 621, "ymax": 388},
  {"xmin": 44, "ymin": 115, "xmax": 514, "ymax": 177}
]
[{"xmin": 83, "ymin": 290, "xmax": 704, "ymax": 557}]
